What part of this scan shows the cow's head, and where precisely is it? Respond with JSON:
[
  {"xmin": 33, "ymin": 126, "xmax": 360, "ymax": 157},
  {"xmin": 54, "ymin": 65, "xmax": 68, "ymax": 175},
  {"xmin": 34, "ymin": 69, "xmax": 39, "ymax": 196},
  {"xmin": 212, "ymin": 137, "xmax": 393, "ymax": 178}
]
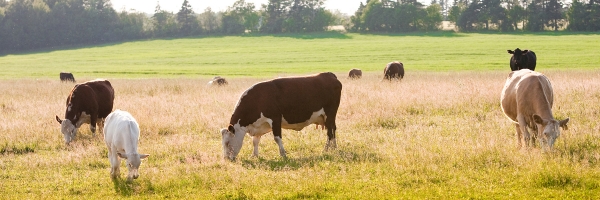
[
  {"xmin": 117, "ymin": 153, "xmax": 150, "ymax": 181},
  {"xmin": 508, "ymin": 48, "xmax": 529, "ymax": 68},
  {"xmin": 220, "ymin": 124, "xmax": 245, "ymax": 161},
  {"xmin": 533, "ymin": 115, "xmax": 570, "ymax": 150},
  {"xmin": 56, "ymin": 115, "xmax": 77, "ymax": 144}
]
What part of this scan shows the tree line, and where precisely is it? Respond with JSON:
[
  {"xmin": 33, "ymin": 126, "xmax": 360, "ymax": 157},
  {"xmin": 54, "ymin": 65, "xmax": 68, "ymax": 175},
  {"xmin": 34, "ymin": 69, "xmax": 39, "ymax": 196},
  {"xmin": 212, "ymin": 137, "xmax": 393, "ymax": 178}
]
[
  {"xmin": 347, "ymin": 0, "xmax": 600, "ymax": 32},
  {"xmin": 1, "ymin": 0, "xmax": 599, "ymax": 53},
  {"xmin": 0, "ymin": 0, "xmax": 335, "ymax": 53}
]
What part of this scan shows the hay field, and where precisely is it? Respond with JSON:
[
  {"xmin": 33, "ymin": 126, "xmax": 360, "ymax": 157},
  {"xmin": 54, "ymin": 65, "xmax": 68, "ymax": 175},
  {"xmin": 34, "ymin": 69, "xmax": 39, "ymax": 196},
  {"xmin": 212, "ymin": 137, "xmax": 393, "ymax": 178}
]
[{"xmin": 1, "ymin": 70, "xmax": 600, "ymax": 198}]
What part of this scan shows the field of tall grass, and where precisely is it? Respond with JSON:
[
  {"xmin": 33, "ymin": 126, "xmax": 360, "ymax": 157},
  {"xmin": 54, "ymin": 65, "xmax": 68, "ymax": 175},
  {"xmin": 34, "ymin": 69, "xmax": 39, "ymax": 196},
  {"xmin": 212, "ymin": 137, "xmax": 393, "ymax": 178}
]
[{"xmin": 1, "ymin": 69, "xmax": 600, "ymax": 198}]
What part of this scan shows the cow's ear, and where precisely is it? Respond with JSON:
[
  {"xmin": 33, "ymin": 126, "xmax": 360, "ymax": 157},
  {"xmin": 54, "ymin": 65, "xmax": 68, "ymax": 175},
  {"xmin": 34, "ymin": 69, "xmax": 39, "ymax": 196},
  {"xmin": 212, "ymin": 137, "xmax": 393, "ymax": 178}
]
[
  {"xmin": 117, "ymin": 153, "xmax": 127, "ymax": 159},
  {"xmin": 533, "ymin": 114, "xmax": 546, "ymax": 125},
  {"xmin": 228, "ymin": 125, "xmax": 235, "ymax": 134},
  {"xmin": 522, "ymin": 50, "xmax": 529, "ymax": 54},
  {"xmin": 56, "ymin": 115, "xmax": 62, "ymax": 124},
  {"xmin": 559, "ymin": 118, "xmax": 570, "ymax": 130},
  {"xmin": 139, "ymin": 154, "xmax": 150, "ymax": 159},
  {"xmin": 507, "ymin": 50, "xmax": 514, "ymax": 54}
]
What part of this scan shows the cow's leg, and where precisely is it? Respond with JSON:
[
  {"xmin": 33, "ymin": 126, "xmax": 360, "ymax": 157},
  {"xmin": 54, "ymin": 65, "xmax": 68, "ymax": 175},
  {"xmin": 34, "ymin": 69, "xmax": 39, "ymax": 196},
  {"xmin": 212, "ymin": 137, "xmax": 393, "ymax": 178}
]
[
  {"xmin": 516, "ymin": 115, "xmax": 531, "ymax": 148},
  {"xmin": 514, "ymin": 123, "xmax": 523, "ymax": 148},
  {"xmin": 271, "ymin": 119, "xmax": 286, "ymax": 158},
  {"xmin": 97, "ymin": 118, "xmax": 105, "ymax": 135},
  {"xmin": 108, "ymin": 149, "xmax": 120, "ymax": 179},
  {"xmin": 252, "ymin": 135, "xmax": 261, "ymax": 157},
  {"xmin": 90, "ymin": 115, "xmax": 98, "ymax": 136}
]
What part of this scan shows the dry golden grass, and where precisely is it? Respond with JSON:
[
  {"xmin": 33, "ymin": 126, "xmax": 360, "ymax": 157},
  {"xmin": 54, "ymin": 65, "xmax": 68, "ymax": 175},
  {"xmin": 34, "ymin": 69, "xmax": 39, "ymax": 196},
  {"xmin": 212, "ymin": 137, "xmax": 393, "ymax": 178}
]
[{"xmin": 1, "ymin": 70, "xmax": 600, "ymax": 198}]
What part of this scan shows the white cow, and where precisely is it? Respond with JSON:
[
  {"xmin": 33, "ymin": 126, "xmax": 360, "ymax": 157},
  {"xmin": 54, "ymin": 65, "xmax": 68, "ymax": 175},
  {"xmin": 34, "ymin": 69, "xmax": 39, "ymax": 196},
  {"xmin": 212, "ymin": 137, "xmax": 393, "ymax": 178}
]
[{"xmin": 103, "ymin": 109, "xmax": 149, "ymax": 181}]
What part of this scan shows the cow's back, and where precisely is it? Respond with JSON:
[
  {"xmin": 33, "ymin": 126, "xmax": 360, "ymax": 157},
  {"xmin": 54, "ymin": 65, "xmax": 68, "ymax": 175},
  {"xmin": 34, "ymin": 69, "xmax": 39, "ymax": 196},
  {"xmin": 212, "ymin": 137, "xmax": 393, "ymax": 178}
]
[
  {"xmin": 501, "ymin": 69, "xmax": 553, "ymax": 124},
  {"xmin": 231, "ymin": 72, "xmax": 342, "ymax": 126},
  {"xmin": 104, "ymin": 110, "xmax": 140, "ymax": 148},
  {"xmin": 85, "ymin": 80, "xmax": 115, "ymax": 118}
]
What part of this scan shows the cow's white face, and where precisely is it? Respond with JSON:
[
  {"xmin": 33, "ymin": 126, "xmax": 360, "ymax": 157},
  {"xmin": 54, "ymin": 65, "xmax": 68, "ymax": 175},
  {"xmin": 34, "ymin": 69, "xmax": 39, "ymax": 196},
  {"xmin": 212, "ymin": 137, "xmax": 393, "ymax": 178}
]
[
  {"xmin": 118, "ymin": 153, "xmax": 149, "ymax": 181},
  {"xmin": 534, "ymin": 115, "xmax": 570, "ymax": 150},
  {"xmin": 60, "ymin": 119, "xmax": 77, "ymax": 144},
  {"xmin": 220, "ymin": 124, "xmax": 246, "ymax": 161}
]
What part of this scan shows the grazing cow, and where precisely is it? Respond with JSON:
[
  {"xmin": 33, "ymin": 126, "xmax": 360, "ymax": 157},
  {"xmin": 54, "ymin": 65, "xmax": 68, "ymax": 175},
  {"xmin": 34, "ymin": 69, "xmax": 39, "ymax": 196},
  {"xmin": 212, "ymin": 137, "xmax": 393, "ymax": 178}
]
[
  {"xmin": 384, "ymin": 61, "xmax": 404, "ymax": 80},
  {"xmin": 208, "ymin": 76, "xmax": 228, "ymax": 86},
  {"xmin": 55, "ymin": 79, "xmax": 114, "ymax": 144},
  {"xmin": 500, "ymin": 69, "xmax": 569, "ymax": 150},
  {"xmin": 508, "ymin": 48, "xmax": 537, "ymax": 71},
  {"xmin": 103, "ymin": 110, "xmax": 149, "ymax": 181},
  {"xmin": 348, "ymin": 69, "xmax": 362, "ymax": 79},
  {"xmin": 60, "ymin": 72, "xmax": 75, "ymax": 82},
  {"xmin": 220, "ymin": 72, "xmax": 342, "ymax": 160}
]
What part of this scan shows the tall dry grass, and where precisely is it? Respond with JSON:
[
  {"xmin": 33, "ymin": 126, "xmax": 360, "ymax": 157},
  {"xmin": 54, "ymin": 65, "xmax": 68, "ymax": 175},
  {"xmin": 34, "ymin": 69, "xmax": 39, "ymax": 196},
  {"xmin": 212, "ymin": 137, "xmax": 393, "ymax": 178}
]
[{"xmin": 1, "ymin": 70, "xmax": 600, "ymax": 198}]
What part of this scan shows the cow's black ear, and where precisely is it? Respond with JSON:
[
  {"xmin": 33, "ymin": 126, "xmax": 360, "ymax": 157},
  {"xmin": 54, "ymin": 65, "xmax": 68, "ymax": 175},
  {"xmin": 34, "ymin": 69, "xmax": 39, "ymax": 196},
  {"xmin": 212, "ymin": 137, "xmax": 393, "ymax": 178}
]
[
  {"xmin": 507, "ymin": 50, "xmax": 514, "ymax": 54},
  {"xmin": 228, "ymin": 125, "xmax": 235, "ymax": 134},
  {"xmin": 56, "ymin": 115, "xmax": 62, "ymax": 124}
]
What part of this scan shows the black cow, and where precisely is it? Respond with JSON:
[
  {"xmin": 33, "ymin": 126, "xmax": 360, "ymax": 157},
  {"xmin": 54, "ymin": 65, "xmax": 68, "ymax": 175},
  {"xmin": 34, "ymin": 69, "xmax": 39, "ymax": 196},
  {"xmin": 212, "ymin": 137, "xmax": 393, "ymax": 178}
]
[
  {"xmin": 508, "ymin": 48, "xmax": 537, "ymax": 71},
  {"xmin": 60, "ymin": 72, "xmax": 76, "ymax": 82}
]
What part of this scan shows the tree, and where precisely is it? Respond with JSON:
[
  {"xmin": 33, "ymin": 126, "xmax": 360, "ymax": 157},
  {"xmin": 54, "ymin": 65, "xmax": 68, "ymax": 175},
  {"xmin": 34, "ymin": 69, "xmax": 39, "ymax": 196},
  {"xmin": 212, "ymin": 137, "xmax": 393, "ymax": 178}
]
[
  {"xmin": 545, "ymin": 0, "xmax": 564, "ymax": 31},
  {"xmin": 177, "ymin": 0, "xmax": 200, "ymax": 35},
  {"xmin": 567, "ymin": 0, "xmax": 587, "ymax": 31},
  {"xmin": 525, "ymin": 0, "xmax": 545, "ymax": 31},
  {"xmin": 422, "ymin": 4, "xmax": 443, "ymax": 31},
  {"xmin": 199, "ymin": 7, "xmax": 219, "ymax": 34}
]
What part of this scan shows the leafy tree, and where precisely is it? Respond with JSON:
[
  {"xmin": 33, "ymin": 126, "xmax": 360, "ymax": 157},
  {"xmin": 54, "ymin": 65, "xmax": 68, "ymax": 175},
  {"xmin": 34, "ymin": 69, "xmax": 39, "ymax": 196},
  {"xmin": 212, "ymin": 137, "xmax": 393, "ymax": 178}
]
[
  {"xmin": 525, "ymin": 0, "xmax": 545, "ymax": 31},
  {"xmin": 177, "ymin": 0, "xmax": 200, "ymax": 35},
  {"xmin": 199, "ymin": 7, "xmax": 220, "ymax": 34},
  {"xmin": 545, "ymin": 0, "xmax": 564, "ymax": 31},
  {"xmin": 152, "ymin": 2, "xmax": 175, "ymax": 37},
  {"xmin": 567, "ymin": 0, "xmax": 588, "ymax": 31},
  {"xmin": 422, "ymin": 4, "xmax": 443, "ymax": 31},
  {"xmin": 506, "ymin": 1, "xmax": 525, "ymax": 30}
]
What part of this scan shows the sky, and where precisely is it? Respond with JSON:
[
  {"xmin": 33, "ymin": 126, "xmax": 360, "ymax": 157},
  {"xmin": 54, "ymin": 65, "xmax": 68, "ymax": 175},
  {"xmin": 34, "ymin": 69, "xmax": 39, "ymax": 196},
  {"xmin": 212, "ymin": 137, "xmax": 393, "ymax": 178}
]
[{"xmin": 111, "ymin": 0, "xmax": 367, "ymax": 15}]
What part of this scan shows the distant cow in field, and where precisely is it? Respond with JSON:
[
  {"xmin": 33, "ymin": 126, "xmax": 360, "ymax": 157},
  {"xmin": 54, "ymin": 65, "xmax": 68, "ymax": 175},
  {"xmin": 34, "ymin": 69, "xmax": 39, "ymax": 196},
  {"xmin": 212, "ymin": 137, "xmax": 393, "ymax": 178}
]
[
  {"xmin": 60, "ymin": 72, "xmax": 75, "ymax": 82},
  {"xmin": 500, "ymin": 69, "xmax": 569, "ymax": 150},
  {"xmin": 508, "ymin": 48, "xmax": 537, "ymax": 71},
  {"xmin": 220, "ymin": 72, "xmax": 342, "ymax": 160},
  {"xmin": 348, "ymin": 69, "xmax": 362, "ymax": 79},
  {"xmin": 208, "ymin": 76, "xmax": 228, "ymax": 86},
  {"xmin": 103, "ymin": 110, "xmax": 149, "ymax": 181},
  {"xmin": 384, "ymin": 61, "xmax": 404, "ymax": 80},
  {"xmin": 55, "ymin": 79, "xmax": 114, "ymax": 144}
]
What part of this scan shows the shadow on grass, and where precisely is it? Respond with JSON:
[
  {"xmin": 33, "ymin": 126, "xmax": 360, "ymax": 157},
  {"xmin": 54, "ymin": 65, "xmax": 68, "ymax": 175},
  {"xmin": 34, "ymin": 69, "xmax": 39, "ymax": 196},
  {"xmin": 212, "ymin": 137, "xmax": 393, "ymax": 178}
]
[
  {"xmin": 240, "ymin": 147, "xmax": 381, "ymax": 171},
  {"xmin": 112, "ymin": 177, "xmax": 135, "ymax": 196}
]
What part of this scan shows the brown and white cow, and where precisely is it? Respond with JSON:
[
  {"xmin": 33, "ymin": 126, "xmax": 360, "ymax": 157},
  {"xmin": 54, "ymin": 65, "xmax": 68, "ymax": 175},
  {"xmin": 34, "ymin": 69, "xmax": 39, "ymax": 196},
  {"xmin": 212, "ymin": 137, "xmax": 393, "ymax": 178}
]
[
  {"xmin": 500, "ymin": 69, "xmax": 569, "ymax": 150},
  {"xmin": 384, "ymin": 61, "xmax": 404, "ymax": 80},
  {"xmin": 55, "ymin": 79, "xmax": 115, "ymax": 144},
  {"xmin": 220, "ymin": 72, "xmax": 342, "ymax": 160},
  {"xmin": 208, "ymin": 76, "xmax": 228, "ymax": 86},
  {"xmin": 348, "ymin": 69, "xmax": 362, "ymax": 79}
]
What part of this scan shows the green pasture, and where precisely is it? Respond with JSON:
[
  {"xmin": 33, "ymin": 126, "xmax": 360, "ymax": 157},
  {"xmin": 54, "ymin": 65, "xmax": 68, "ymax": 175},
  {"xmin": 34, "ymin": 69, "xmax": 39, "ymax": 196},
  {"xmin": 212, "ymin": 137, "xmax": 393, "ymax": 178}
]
[{"xmin": 1, "ymin": 32, "xmax": 599, "ymax": 79}]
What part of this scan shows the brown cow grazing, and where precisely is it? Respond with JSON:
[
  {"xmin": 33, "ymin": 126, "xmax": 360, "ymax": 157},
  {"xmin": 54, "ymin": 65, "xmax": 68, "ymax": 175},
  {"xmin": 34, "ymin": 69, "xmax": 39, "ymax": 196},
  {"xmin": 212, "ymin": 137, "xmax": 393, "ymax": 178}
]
[
  {"xmin": 508, "ymin": 48, "xmax": 536, "ymax": 71},
  {"xmin": 500, "ymin": 69, "xmax": 569, "ymax": 150},
  {"xmin": 55, "ymin": 79, "xmax": 115, "ymax": 144},
  {"xmin": 208, "ymin": 76, "xmax": 228, "ymax": 86},
  {"xmin": 220, "ymin": 72, "xmax": 342, "ymax": 160},
  {"xmin": 60, "ymin": 72, "xmax": 76, "ymax": 82},
  {"xmin": 384, "ymin": 61, "xmax": 404, "ymax": 80},
  {"xmin": 348, "ymin": 69, "xmax": 362, "ymax": 79}
]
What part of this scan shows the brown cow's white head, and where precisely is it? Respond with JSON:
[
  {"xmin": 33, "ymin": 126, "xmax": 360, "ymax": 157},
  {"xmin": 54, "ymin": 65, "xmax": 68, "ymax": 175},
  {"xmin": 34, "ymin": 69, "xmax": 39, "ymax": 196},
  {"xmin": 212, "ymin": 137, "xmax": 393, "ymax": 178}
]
[
  {"xmin": 56, "ymin": 115, "xmax": 77, "ymax": 144},
  {"xmin": 220, "ymin": 124, "xmax": 246, "ymax": 161},
  {"xmin": 533, "ymin": 114, "xmax": 570, "ymax": 150},
  {"xmin": 117, "ymin": 153, "xmax": 150, "ymax": 181}
]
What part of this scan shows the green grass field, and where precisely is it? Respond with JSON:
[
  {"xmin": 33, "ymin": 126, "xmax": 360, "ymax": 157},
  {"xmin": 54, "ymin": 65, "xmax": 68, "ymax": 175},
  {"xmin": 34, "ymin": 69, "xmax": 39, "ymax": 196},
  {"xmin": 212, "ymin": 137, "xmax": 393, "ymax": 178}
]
[
  {"xmin": 1, "ymin": 33, "xmax": 600, "ymax": 199},
  {"xmin": 1, "ymin": 32, "xmax": 598, "ymax": 79}
]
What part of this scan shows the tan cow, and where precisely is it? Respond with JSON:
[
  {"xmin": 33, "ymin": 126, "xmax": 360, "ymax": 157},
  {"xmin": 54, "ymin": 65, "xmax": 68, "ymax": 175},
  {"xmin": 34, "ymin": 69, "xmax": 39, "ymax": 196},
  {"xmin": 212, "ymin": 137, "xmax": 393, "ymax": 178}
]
[{"xmin": 500, "ymin": 69, "xmax": 569, "ymax": 150}]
